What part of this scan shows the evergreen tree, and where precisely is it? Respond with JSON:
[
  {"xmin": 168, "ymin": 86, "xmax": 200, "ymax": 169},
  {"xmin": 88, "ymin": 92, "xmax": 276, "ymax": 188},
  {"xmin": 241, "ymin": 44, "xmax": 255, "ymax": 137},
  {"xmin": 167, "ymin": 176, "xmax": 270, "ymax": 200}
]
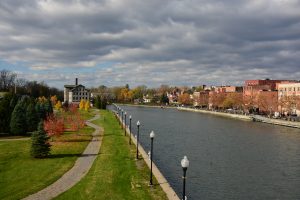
[
  {"xmin": 160, "ymin": 93, "xmax": 169, "ymax": 104},
  {"xmin": 26, "ymin": 102, "xmax": 39, "ymax": 132},
  {"xmin": 0, "ymin": 93, "xmax": 13, "ymax": 133},
  {"xmin": 30, "ymin": 121, "xmax": 51, "ymax": 158},
  {"xmin": 10, "ymin": 100, "xmax": 27, "ymax": 135},
  {"xmin": 36, "ymin": 101, "xmax": 46, "ymax": 120},
  {"xmin": 95, "ymin": 96, "xmax": 101, "ymax": 109},
  {"xmin": 101, "ymin": 97, "xmax": 107, "ymax": 109},
  {"xmin": 44, "ymin": 99, "xmax": 53, "ymax": 116},
  {"xmin": 9, "ymin": 94, "xmax": 18, "ymax": 112}
]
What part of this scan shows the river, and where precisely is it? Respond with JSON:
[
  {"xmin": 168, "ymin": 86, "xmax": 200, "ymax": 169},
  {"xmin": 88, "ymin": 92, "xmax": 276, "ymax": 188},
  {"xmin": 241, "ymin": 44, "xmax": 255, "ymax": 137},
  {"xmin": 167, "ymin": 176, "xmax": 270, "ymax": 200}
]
[{"xmin": 109, "ymin": 105, "xmax": 300, "ymax": 200}]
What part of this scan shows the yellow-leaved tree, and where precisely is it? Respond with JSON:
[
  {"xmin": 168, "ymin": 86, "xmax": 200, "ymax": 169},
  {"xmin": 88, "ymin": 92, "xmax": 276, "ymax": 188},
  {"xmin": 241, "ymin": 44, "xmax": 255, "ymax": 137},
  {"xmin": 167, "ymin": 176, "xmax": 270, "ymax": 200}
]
[
  {"xmin": 55, "ymin": 100, "xmax": 62, "ymax": 110},
  {"xmin": 79, "ymin": 99, "xmax": 85, "ymax": 110},
  {"xmin": 85, "ymin": 101, "xmax": 90, "ymax": 111}
]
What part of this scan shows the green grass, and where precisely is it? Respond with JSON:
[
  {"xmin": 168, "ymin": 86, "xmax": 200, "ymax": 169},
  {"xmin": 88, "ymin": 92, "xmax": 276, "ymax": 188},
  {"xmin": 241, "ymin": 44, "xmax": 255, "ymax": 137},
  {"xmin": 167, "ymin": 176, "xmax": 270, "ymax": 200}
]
[
  {"xmin": 79, "ymin": 109, "xmax": 95, "ymax": 120},
  {"xmin": 0, "ymin": 118, "xmax": 95, "ymax": 200},
  {"xmin": 56, "ymin": 110, "xmax": 167, "ymax": 200}
]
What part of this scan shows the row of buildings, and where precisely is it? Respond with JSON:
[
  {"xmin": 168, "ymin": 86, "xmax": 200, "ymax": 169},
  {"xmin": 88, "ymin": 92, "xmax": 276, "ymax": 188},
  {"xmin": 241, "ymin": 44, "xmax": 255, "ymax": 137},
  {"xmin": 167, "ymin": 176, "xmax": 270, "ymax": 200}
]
[{"xmin": 189, "ymin": 79, "xmax": 300, "ymax": 116}]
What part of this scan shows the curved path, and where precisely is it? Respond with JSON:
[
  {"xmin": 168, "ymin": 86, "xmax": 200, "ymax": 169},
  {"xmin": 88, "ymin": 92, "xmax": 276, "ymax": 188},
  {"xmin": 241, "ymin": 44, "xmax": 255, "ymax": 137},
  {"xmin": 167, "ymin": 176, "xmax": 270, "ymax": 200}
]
[{"xmin": 23, "ymin": 112, "xmax": 103, "ymax": 200}]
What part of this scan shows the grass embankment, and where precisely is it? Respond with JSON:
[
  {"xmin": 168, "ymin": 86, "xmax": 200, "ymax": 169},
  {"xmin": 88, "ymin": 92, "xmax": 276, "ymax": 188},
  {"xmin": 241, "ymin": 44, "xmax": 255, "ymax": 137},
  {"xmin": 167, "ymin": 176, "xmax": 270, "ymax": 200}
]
[
  {"xmin": 0, "ymin": 112, "xmax": 95, "ymax": 200},
  {"xmin": 56, "ymin": 110, "xmax": 167, "ymax": 200}
]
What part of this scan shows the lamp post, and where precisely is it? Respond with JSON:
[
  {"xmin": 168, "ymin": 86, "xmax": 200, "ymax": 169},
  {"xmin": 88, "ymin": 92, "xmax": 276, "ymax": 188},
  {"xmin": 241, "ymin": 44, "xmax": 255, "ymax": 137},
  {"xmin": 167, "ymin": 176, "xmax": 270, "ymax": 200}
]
[
  {"xmin": 121, "ymin": 109, "xmax": 124, "ymax": 129},
  {"xmin": 118, "ymin": 108, "xmax": 120, "ymax": 125},
  {"xmin": 136, "ymin": 121, "xmax": 140, "ymax": 159},
  {"xmin": 129, "ymin": 115, "xmax": 132, "ymax": 144},
  {"xmin": 181, "ymin": 156, "xmax": 189, "ymax": 200},
  {"xmin": 149, "ymin": 131, "xmax": 155, "ymax": 186},
  {"xmin": 124, "ymin": 112, "xmax": 127, "ymax": 136}
]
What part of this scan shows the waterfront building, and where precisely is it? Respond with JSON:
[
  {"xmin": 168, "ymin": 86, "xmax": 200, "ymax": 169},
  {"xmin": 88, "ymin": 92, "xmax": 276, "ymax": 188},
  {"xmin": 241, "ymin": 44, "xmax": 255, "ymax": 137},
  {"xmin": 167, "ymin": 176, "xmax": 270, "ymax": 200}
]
[
  {"xmin": 193, "ymin": 90, "xmax": 209, "ymax": 107},
  {"xmin": 64, "ymin": 78, "xmax": 90, "ymax": 103},
  {"xmin": 277, "ymin": 82, "xmax": 300, "ymax": 115},
  {"xmin": 243, "ymin": 79, "xmax": 297, "ymax": 113}
]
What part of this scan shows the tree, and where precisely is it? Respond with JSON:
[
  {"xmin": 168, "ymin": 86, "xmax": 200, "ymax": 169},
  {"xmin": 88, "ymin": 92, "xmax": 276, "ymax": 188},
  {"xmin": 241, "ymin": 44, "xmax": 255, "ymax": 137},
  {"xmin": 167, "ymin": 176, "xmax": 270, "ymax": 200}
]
[
  {"xmin": 84, "ymin": 101, "xmax": 90, "ymax": 111},
  {"xmin": 55, "ymin": 100, "xmax": 62, "ymax": 110},
  {"xmin": 44, "ymin": 99, "xmax": 53, "ymax": 116},
  {"xmin": 178, "ymin": 93, "xmax": 192, "ymax": 105},
  {"xmin": 31, "ymin": 121, "xmax": 51, "ymax": 158},
  {"xmin": 50, "ymin": 95, "xmax": 57, "ymax": 105},
  {"xmin": 44, "ymin": 115, "xmax": 64, "ymax": 137},
  {"xmin": 26, "ymin": 102, "xmax": 39, "ymax": 132},
  {"xmin": 36, "ymin": 101, "xmax": 46, "ymax": 120},
  {"xmin": 160, "ymin": 93, "xmax": 169, "ymax": 105},
  {"xmin": 95, "ymin": 95, "xmax": 101, "ymax": 109},
  {"xmin": 10, "ymin": 100, "xmax": 27, "ymax": 135},
  {"xmin": 0, "ymin": 69, "xmax": 17, "ymax": 92},
  {"xmin": 0, "ymin": 93, "xmax": 14, "ymax": 133},
  {"xmin": 79, "ymin": 99, "xmax": 85, "ymax": 110}
]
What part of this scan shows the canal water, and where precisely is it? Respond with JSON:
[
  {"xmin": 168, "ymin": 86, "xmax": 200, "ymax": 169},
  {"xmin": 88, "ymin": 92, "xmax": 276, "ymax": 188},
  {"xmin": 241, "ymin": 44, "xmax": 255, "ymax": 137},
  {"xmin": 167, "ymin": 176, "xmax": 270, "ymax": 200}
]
[{"xmin": 110, "ymin": 105, "xmax": 300, "ymax": 200}]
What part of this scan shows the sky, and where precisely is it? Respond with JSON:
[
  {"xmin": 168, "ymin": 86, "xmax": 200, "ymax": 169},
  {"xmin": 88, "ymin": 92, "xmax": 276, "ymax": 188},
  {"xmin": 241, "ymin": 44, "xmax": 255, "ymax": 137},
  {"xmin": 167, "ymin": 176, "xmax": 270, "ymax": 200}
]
[{"xmin": 0, "ymin": 0, "xmax": 300, "ymax": 89}]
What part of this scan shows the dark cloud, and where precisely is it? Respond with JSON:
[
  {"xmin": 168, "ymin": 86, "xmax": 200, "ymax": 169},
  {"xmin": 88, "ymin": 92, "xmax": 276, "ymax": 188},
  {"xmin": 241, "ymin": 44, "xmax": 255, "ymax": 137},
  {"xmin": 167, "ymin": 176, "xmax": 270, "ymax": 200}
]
[{"xmin": 0, "ymin": 0, "xmax": 300, "ymax": 88}]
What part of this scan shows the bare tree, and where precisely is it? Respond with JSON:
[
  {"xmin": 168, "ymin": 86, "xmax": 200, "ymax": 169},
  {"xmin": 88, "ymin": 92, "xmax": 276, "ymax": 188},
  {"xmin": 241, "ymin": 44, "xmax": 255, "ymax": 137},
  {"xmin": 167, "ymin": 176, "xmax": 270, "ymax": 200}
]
[{"xmin": 0, "ymin": 70, "xmax": 17, "ymax": 91}]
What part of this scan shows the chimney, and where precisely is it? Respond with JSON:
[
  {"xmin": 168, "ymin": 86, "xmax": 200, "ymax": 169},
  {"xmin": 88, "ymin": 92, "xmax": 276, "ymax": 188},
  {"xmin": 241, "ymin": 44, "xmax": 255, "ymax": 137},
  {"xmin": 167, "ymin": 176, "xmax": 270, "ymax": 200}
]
[{"xmin": 75, "ymin": 78, "xmax": 78, "ymax": 85}]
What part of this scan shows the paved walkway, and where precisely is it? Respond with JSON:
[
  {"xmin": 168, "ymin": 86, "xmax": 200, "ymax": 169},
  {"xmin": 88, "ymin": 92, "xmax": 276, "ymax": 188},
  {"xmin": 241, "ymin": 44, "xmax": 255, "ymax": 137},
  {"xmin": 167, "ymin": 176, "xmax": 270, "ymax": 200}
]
[
  {"xmin": 0, "ymin": 137, "xmax": 30, "ymax": 142},
  {"xmin": 23, "ymin": 112, "xmax": 103, "ymax": 200}
]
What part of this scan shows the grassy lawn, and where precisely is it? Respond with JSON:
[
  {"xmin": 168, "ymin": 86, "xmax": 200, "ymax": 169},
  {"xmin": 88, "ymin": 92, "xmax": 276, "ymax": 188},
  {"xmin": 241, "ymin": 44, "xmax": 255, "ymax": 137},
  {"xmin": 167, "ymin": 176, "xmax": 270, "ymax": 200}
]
[
  {"xmin": 0, "ymin": 112, "xmax": 95, "ymax": 200},
  {"xmin": 56, "ymin": 110, "xmax": 167, "ymax": 200},
  {"xmin": 79, "ymin": 109, "xmax": 95, "ymax": 120}
]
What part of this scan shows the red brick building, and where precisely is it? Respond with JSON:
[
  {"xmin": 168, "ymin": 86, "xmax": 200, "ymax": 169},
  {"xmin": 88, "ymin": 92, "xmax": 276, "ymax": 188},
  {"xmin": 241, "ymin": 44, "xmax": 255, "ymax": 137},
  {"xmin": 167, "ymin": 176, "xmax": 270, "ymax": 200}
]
[{"xmin": 243, "ymin": 79, "xmax": 296, "ymax": 114}]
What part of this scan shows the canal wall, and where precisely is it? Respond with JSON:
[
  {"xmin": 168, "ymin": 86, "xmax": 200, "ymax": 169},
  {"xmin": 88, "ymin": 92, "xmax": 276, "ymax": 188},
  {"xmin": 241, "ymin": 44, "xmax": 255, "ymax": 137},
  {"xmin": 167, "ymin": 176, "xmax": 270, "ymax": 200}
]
[
  {"xmin": 114, "ymin": 111, "xmax": 180, "ymax": 200},
  {"xmin": 178, "ymin": 107, "xmax": 300, "ymax": 129},
  {"xmin": 252, "ymin": 115, "xmax": 300, "ymax": 129},
  {"xmin": 117, "ymin": 103, "xmax": 176, "ymax": 109},
  {"xmin": 177, "ymin": 107, "xmax": 252, "ymax": 121}
]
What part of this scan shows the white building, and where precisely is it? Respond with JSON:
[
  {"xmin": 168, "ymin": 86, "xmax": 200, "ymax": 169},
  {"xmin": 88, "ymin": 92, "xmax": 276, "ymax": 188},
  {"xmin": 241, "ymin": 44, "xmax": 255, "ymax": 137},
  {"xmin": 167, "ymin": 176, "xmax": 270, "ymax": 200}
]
[
  {"xmin": 278, "ymin": 82, "xmax": 300, "ymax": 115},
  {"xmin": 64, "ymin": 78, "xmax": 90, "ymax": 103}
]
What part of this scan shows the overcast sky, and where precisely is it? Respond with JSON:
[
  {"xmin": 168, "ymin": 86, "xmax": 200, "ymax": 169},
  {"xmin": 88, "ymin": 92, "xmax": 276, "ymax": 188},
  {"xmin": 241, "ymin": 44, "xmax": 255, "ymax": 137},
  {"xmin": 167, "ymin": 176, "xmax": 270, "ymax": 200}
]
[{"xmin": 0, "ymin": 0, "xmax": 300, "ymax": 89}]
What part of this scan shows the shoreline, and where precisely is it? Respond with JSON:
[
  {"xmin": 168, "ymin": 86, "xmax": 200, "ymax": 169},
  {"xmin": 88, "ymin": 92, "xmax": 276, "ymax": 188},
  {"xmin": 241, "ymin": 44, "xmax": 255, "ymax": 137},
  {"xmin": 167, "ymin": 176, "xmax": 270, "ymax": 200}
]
[
  {"xmin": 115, "ymin": 103, "xmax": 176, "ymax": 109},
  {"xmin": 178, "ymin": 107, "xmax": 300, "ymax": 129},
  {"xmin": 177, "ymin": 107, "xmax": 252, "ymax": 121}
]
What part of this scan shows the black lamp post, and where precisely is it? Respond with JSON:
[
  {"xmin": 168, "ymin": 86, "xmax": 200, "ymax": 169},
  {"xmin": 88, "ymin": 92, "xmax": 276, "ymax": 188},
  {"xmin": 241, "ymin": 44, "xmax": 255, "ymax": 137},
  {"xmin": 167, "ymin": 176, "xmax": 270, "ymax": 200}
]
[
  {"xmin": 149, "ymin": 131, "xmax": 155, "ymax": 186},
  {"xmin": 121, "ymin": 109, "xmax": 124, "ymax": 129},
  {"xmin": 118, "ymin": 107, "xmax": 120, "ymax": 125},
  {"xmin": 181, "ymin": 156, "xmax": 189, "ymax": 200},
  {"xmin": 124, "ymin": 112, "xmax": 127, "ymax": 136},
  {"xmin": 136, "ymin": 121, "xmax": 140, "ymax": 159},
  {"xmin": 129, "ymin": 115, "xmax": 132, "ymax": 144}
]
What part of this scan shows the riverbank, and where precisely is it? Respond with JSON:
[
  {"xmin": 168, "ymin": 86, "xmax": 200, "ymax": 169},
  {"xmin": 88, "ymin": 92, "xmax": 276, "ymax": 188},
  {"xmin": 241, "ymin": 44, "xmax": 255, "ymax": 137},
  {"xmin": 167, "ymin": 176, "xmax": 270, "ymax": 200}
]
[
  {"xmin": 116, "ymin": 103, "xmax": 176, "ymax": 109},
  {"xmin": 116, "ymin": 111, "xmax": 180, "ymax": 200},
  {"xmin": 252, "ymin": 115, "xmax": 300, "ymax": 129},
  {"xmin": 178, "ymin": 107, "xmax": 300, "ymax": 129},
  {"xmin": 177, "ymin": 107, "xmax": 252, "ymax": 121},
  {"xmin": 56, "ymin": 110, "xmax": 168, "ymax": 200}
]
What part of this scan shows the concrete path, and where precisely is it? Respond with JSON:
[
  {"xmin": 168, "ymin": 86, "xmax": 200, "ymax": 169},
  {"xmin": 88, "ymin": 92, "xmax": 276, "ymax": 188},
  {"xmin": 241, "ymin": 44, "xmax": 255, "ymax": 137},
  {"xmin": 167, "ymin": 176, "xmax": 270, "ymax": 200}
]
[
  {"xmin": 23, "ymin": 112, "xmax": 103, "ymax": 200},
  {"xmin": 0, "ymin": 137, "xmax": 30, "ymax": 142}
]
